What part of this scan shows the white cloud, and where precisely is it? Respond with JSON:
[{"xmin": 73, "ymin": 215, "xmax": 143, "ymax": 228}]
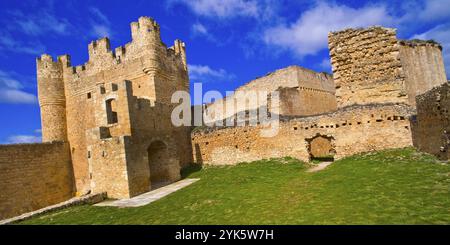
[
  {"xmin": 188, "ymin": 64, "xmax": 235, "ymax": 82},
  {"xmin": 91, "ymin": 25, "xmax": 112, "ymax": 38},
  {"xmin": 319, "ymin": 58, "xmax": 331, "ymax": 71},
  {"xmin": 6, "ymin": 135, "xmax": 42, "ymax": 144},
  {"xmin": 0, "ymin": 71, "xmax": 22, "ymax": 89},
  {"xmin": 10, "ymin": 10, "xmax": 71, "ymax": 36},
  {"xmin": 191, "ymin": 22, "xmax": 218, "ymax": 42},
  {"xmin": 412, "ymin": 24, "xmax": 450, "ymax": 78},
  {"xmin": 0, "ymin": 7, "xmax": 69, "ymax": 55},
  {"xmin": 416, "ymin": 0, "xmax": 450, "ymax": 22},
  {"xmin": 89, "ymin": 7, "xmax": 110, "ymax": 25},
  {"xmin": 192, "ymin": 22, "xmax": 208, "ymax": 35},
  {"xmin": 0, "ymin": 70, "xmax": 37, "ymax": 104},
  {"xmin": 398, "ymin": 0, "xmax": 450, "ymax": 26},
  {"xmin": 0, "ymin": 89, "xmax": 37, "ymax": 104},
  {"xmin": 89, "ymin": 7, "xmax": 113, "ymax": 38},
  {"xmin": 263, "ymin": 2, "xmax": 394, "ymax": 58},
  {"xmin": 172, "ymin": 0, "xmax": 259, "ymax": 18},
  {"xmin": 0, "ymin": 33, "xmax": 45, "ymax": 55}
]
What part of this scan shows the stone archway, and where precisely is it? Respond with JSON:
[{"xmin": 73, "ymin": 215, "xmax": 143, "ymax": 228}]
[
  {"xmin": 147, "ymin": 140, "xmax": 181, "ymax": 190},
  {"xmin": 307, "ymin": 135, "xmax": 336, "ymax": 161}
]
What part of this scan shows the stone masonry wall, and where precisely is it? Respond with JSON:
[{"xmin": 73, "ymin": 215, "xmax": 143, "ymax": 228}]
[
  {"xmin": 414, "ymin": 83, "xmax": 450, "ymax": 159},
  {"xmin": 204, "ymin": 65, "xmax": 336, "ymax": 122},
  {"xmin": 192, "ymin": 104, "xmax": 414, "ymax": 165},
  {"xmin": 0, "ymin": 142, "xmax": 74, "ymax": 220},
  {"xmin": 37, "ymin": 17, "xmax": 191, "ymax": 196},
  {"xmin": 329, "ymin": 27, "xmax": 407, "ymax": 107},
  {"xmin": 85, "ymin": 80, "xmax": 184, "ymax": 198},
  {"xmin": 399, "ymin": 40, "xmax": 448, "ymax": 106},
  {"xmin": 37, "ymin": 55, "xmax": 68, "ymax": 142},
  {"xmin": 329, "ymin": 27, "xmax": 447, "ymax": 108},
  {"xmin": 278, "ymin": 86, "xmax": 337, "ymax": 116}
]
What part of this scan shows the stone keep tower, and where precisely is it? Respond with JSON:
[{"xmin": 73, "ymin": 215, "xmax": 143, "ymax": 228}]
[
  {"xmin": 328, "ymin": 27, "xmax": 447, "ymax": 108},
  {"xmin": 36, "ymin": 17, "xmax": 192, "ymax": 199},
  {"xmin": 37, "ymin": 55, "xmax": 68, "ymax": 142}
]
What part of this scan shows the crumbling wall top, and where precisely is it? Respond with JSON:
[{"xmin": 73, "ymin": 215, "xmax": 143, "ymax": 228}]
[
  {"xmin": 39, "ymin": 16, "xmax": 186, "ymax": 78},
  {"xmin": 398, "ymin": 39, "xmax": 443, "ymax": 50},
  {"xmin": 329, "ymin": 26, "xmax": 396, "ymax": 37}
]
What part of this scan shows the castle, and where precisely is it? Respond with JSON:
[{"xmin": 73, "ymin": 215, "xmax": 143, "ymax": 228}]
[
  {"xmin": 36, "ymin": 17, "xmax": 193, "ymax": 199},
  {"xmin": 194, "ymin": 27, "xmax": 447, "ymax": 165},
  {"xmin": 0, "ymin": 17, "xmax": 448, "ymax": 220}
]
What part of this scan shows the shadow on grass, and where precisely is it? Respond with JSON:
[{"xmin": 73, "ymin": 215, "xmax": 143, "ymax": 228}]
[
  {"xmin": 181, "ymin": 164, "xmax": 203, "ymax": 179},
  {"xmin": 311, "ymin": 156, "xmax": 335, "ymax": 162}
]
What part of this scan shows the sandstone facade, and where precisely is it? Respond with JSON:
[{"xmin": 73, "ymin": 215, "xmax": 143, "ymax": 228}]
[
  {"xmin": 194, "ymin": 26, "xmax": 447, "ymax": 166},
  {"xmin": 328, "ymin": 27, "xmax": 447, "ymax": 108},
  {"xmin": 0, "ymin": 20, "xmax": 447, "ymax": 220},
  {"xmin": 37, "ymin": 17, "xmax": 192, "ymax": 198},
  {"xmin": 192, "ymin": 104, "xmax": 414, "ymax": 165},
  {"xmin": 414, "ymin": 83, "xmax": 450, "ymax": 159},
  {"xmin": 0, "ymin": 142, "xmax": 73, "ymax": 220},
  {"xmin": 203, "ymin": 65, "xmax": 337, "ymax": 124}
]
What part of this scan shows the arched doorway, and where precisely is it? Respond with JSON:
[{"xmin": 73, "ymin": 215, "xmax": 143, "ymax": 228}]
[
  {"xmin": 307, "ymin": 135, "xmax": 335, "ymax": 161},
  {"xmin": 147, "ymin": 140, "xmax": 171, "ymax": 190}
]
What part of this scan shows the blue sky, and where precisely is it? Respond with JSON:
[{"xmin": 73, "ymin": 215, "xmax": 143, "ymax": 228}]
[{"xmin": 0, "ymin": 0, "xmax": 449, "ymax": 144}]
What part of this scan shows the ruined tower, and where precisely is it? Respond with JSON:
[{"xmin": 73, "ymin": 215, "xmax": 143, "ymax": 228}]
[
  {"xmin": 37, "ymin": 55, "xmax": 68, "ymax": 142},
  {"xmin": 398, "ymin": 40, "xmax": 447, "ymax": 106},
  {"xmin": 328, "ymin": 27, "xmax": 447, "ymax": 108}
]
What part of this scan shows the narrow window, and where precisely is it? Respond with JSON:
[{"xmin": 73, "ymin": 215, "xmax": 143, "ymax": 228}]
[
  {"xmin": 87, "ymin": 92, "xmax": 92, "ymax": 99},
  {"xmin": 106, "ymin": 99, "xmax": 118, "ymax": 124},
  {"xmin": 111, "ymin": 83, "xmax": 118, "ymax": 91}
]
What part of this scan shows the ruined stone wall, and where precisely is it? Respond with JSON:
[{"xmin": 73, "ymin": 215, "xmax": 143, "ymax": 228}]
[
  {"xmin": 414, "ymin": 83, "xmax": 450, "ymax": 160},
  {"xmin": 278, "ymin": 86, "xmax": 337, "ymax": 116},
  {"xmin": 0, "ymin": 142, "xmax": 74, "ymax": 220},
  {"xmin": 204, "ymin": 66, "xmax": 336, "ymax": 122},
  {"xmin": 329, "ymin": 27, "xmax": 447, "ymax": 108},
  {"xmin": 399, "ymin": 40, "xmax": 448, "ymax": 106},
  {"xmin": 37, "ymin": 17, "xmax": 191, "ymax": 195},
  {"xmin": 329, "ymin": 27, "xmax": 407, "ymax": 107},
  {"xmin": 192, "ymin": 104, "xmax": 414, "ymax": 165}
]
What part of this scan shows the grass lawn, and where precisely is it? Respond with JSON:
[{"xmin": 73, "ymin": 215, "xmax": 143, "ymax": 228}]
[{"xmin": 19, "ymin": 148, "xmax": 450, "ymax": 225}]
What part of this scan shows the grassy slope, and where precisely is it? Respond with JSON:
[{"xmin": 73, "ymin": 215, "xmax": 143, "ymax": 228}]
[{"xmin": 19, "ymin": 148, "xmax": 450, "ymax": 224}]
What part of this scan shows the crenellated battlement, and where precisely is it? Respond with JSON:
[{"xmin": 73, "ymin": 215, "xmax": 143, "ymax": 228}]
[
  {"xmin": 57, "ymin": 54, "xmax": 71, "ymax": 68},
  {"xmin": 88, "ymin": 37, "xmax": 113, "ymax": 59},
  {"xmin": 55, "ymin": 17, "xmax": 186, "ymax": 79},
  {"xmin": 37, "ymin": 54, "xmax": 61, "ymax": 73},
  {"xmin": 131, "ymin": 16, "xmax": 161, "ymax": 42},
  {"xmin": 37, "ymin": 54, "xmax": 71, "ymax": 76},
  {"xmin": 34, "ymin": 17, "xmax": 192, "ymax": 198}
]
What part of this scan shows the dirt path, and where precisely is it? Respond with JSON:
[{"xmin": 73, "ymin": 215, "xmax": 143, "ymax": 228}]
[
  {"xmin": 95, "ymin": 178, "xmax": 200, "ymax": 207},
  {"xmin": 307, "ymin": 162, "xmax": 333, "ymax": 172}
]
